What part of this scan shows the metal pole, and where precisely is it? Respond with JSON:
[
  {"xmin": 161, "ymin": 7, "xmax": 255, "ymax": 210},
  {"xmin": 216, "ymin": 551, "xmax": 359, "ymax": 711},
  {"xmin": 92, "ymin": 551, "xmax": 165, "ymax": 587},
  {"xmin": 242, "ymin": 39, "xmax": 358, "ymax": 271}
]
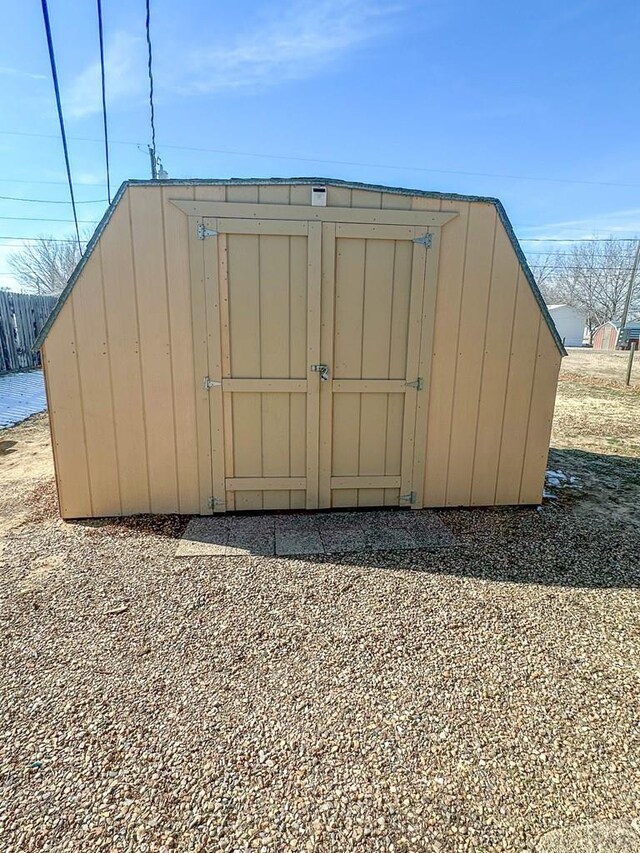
[
  {"xmin": 626, "ymin": 341, "xmax": 637, "ymax": 386},
  {"xmin": 148, "ymin": 145, "xmax": 157, "ymax": 180},
  {"xmin": 621, "ymin": 240, "xmax": 640, "ymax": 331}
]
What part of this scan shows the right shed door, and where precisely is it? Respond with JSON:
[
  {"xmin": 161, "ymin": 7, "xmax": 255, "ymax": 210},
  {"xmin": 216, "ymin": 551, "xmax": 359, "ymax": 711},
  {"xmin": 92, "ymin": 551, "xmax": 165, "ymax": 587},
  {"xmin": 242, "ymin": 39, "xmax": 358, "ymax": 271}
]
[{"xmin": 318, "ymin": 223, "xmax": 430, "ymax": 509}]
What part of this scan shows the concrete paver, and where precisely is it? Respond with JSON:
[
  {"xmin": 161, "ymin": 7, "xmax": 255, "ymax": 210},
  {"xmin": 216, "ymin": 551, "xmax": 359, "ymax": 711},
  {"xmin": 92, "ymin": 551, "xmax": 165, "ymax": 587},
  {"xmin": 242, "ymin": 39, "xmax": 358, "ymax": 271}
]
[{"xmin": 177, "ymin": 510, "xmax": 454, "ymax": 557}]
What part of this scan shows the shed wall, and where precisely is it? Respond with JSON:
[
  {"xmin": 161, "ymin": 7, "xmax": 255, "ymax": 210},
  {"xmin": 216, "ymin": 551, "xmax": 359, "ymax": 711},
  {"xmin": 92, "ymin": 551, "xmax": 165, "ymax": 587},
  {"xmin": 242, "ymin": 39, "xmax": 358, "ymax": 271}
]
[{"xmin": 43, "ymin": 183, "xmax": 561, "ymax": 518}]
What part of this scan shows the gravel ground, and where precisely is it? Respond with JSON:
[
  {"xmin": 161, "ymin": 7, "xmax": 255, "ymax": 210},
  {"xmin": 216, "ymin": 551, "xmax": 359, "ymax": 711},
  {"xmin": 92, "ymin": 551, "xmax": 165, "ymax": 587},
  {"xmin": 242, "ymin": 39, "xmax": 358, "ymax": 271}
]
[{"xmin": 1, "ymin": 403, "xmax": 639, "ymax": 852}]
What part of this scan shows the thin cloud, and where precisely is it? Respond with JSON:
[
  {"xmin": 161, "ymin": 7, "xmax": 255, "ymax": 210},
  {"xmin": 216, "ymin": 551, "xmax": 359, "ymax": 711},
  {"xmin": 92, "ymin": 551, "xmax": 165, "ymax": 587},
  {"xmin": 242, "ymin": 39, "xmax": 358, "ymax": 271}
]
[
  {"xmin": 0, "ymin": 66, "xmax": 46, "ymax": 81},
  {"xmin": 66, "ymin": 32, "xmax": 146, "ymax": 119},
  {"xmin": 174, "ymin": 0, "xmax": 405, "ymax": 93},
  {"xmin": 520, "ymin": 209, "xmax": 640, "ymax": 241},
  {"xmin": 65, "ymin": 2, "xmax": 404, "ymax": 118}
]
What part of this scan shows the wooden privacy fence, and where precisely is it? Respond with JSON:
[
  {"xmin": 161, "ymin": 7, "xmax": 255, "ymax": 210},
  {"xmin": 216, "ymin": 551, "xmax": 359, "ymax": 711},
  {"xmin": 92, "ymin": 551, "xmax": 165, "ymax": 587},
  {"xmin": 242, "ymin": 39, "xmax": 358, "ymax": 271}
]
[{"xmin": 0, "ymin": 291, "xmax": 57, "ymax": 373}]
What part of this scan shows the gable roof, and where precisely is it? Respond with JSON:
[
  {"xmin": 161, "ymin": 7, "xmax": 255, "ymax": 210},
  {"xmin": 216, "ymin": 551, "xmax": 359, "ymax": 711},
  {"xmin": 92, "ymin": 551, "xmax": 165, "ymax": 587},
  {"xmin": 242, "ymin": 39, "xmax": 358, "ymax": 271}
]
[{"xmin": 34, "ymin": 177, "xmax": 566, "ymax": 355}]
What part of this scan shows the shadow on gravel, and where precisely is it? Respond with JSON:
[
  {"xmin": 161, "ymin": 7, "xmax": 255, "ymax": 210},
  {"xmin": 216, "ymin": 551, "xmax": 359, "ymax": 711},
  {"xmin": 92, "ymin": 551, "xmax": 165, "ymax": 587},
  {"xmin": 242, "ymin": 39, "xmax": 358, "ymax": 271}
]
[
  {"xmin": 58, "ymin": 448, "xmax": 640, "ymax": 590},
  {"xmin": 72, "ymin": 514, "xmax": 190, "ymax": 539}
]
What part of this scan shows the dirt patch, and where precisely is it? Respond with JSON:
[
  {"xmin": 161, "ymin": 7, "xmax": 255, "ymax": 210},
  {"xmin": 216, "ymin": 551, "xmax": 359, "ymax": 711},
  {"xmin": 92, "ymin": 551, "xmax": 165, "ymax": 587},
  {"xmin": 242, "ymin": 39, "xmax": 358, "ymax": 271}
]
[
  {"xmin": 561, "ymin": 347, "xmax": 640, "ymax": 386},
  {"xmin": 0, "ymin": 411, "xmax": 54, "ymax": 486}
]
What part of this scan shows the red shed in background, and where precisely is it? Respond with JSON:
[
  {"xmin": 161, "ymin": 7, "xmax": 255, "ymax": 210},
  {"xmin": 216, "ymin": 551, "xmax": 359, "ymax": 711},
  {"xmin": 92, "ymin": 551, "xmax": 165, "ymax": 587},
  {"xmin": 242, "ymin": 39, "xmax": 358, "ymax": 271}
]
[{"xmin": 592, "ymin": 321, "xmax": 619, "ymax": 350}]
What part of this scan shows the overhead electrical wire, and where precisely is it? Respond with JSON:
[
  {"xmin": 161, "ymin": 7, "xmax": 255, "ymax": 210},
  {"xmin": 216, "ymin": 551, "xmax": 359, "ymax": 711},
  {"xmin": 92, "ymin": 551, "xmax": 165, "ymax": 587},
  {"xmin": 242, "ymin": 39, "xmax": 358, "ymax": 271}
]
[
  {"xmin": 2, "ymin": 129, "xmax": 640, "ymax": 191},
  {"xmin": 0, "ymin": 236, "xmax": 83, "ymax": 243},
  {"xmin": 0, "ymin": 194, "xmax": 106, "ymax": 204},
  {"xmin": 520, "ymin": 237, "xmax": 639, "ymax": 242},
  {"xmin": 39, "ymin": 0, "xmax": 81, "ymax": 250},
  {"xmin": 145, "ymin": 0, "xmax": 157, "ymax": 177},
  {"xmin": 96, "ymin": 0, "xmax": 111, "ymax": 203},
  {"xmin": 0, "ymin": 177, "xmax": 104, "ymax": 187},
  {"xmin": 0, "ymin": 216, "xmax": 98, "ymax": 223}
]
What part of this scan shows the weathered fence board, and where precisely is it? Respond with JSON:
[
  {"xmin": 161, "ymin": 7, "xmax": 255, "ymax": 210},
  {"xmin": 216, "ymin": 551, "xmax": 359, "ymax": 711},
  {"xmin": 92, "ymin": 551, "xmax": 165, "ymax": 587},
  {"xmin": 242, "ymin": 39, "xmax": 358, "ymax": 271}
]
[{"xmin": 0, "ymin": 291, "xmax": 57, "ymax": 373}]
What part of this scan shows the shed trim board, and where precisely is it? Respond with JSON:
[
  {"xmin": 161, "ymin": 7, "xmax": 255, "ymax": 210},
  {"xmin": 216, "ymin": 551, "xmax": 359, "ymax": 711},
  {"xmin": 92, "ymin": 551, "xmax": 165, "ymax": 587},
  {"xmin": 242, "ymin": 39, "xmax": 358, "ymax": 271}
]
[
  {"xmin": 169, "ymin": 199, "xmax": 459, "ymax": 227},
  {"xmin": 37, "ymin": 179, "xmax": 563, "ymax": 518}
]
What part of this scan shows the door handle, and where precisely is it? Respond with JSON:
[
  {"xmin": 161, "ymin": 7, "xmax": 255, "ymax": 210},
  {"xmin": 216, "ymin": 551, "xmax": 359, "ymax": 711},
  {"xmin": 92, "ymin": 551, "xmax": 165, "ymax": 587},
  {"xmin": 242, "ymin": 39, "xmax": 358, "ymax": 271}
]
[{"xmin": 311, "ymin": 363, "xmax": 330, "ymax": 381}]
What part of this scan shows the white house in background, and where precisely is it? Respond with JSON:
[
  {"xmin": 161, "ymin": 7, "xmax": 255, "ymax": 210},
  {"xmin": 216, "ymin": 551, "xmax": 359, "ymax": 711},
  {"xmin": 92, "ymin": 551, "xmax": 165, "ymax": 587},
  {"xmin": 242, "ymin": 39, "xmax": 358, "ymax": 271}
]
[{"xmin": 546, "ymin": 304, "xmax": 586, "ymax": 347}]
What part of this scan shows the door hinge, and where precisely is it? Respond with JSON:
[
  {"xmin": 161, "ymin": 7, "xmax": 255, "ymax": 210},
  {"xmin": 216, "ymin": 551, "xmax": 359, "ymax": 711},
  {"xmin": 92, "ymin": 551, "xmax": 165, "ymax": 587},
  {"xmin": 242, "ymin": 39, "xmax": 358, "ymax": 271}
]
[
  {"xmin": 203, "ymin": 376, "xmax": 222, "ymax": 390},
  {"xmin": 208, "ymin": 496, "xmax": 225, "ymax": 509},
  {"xmin": 197, "ymin": 223, "xmax": 218, "ymax": 240},
  {"xmin": 413, "ymin": 232, "xmax": 432, "ymax": 248},
  {"xmin": 400, "ymin": 491, "xmax": 416, "ymax": 503},
  {"xmin": 405, "ymin": 377, "xmax": 423, "ymax": 390}
]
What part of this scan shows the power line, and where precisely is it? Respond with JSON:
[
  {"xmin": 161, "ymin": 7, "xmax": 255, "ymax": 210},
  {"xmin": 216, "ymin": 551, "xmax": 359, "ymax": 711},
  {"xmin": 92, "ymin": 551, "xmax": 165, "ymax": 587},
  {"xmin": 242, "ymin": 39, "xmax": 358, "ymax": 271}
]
[
  {"xmin": 529, "ymin": 267, "xmax": 638, "ymax": 272},
  {"xmin": 0, "ymin": 194, "xmax": 106, "ymax": 204},
  {"xmin": 145, "ymin": 0, "xmax": 157, "ymax": 179},
  {"xmin": 96, "ymin": 0, "xmax": 111, "ymax": 203},
  {"xmin": 527, "ymin": 249, "xmax": 638, "ymax": 256},
  {"xmin": 39, "ymin": 0, "xmax": 81, "ymax": 250},
  {"xmin": 2, "ymin": 129, "xmax": 640, "ymax": 190},
  {"xmin": 0, "ymin": 177, "xmax": 104, "ymax": 187},
  {"xmin": 0, "ymin": 235, "xmax": 81, "ymax": 241},
  {"xmin": 520, "ymin": 237, "xmax": 639, "ymax": 242},
  {"xmin": 0, "ymin": 216, "xmax": 98, "ymax": 223}
]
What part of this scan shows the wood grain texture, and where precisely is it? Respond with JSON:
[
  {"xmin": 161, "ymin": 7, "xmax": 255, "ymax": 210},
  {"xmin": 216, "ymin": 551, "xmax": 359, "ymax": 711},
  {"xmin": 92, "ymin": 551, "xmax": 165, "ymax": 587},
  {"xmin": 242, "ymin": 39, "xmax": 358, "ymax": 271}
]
[
  {"xmin": 169, "ymin": 199, "xmax": 457, "ymax": 226},
  {"xmin": 469, "ymin": 221, "xmax": 520, "ymax": 506},
  {"xmin": 129, "ymin": 187, "xmax": 179, "ymax": 514},
  {"xmin": 495, "ymin": 274, "xmax": 542, "ymax": 504},
  {"xmin": 519, "ymin": 323, "xmax": 562, "ymax": 503},
  {"xmin": 422, "ymin": 200, "xmax": 470, "ymax": 506},
  {"xmin": 70, "ymin": 251, "xmax": 121, "ymax": 516},
  {"xmin": 445, "ymin": 203, "xmax": 497, "ymax": 506},
  {"xmin": 42, "ymin": 303, "xmax": 92, "ymax": 518},
  {"xmin": 162, "ymin": 186, "xmax": 199, "ymax": 513},
  {"xmin": 98, "ymin": 194, "xmax": 150, "ymax": 515}
]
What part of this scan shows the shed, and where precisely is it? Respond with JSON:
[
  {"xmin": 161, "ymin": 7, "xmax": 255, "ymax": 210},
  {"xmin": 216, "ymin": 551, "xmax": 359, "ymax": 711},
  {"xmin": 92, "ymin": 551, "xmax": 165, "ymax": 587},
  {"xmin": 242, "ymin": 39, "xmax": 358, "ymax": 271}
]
[
  {"xmin": 619, "ymin": 322, "xmax": 640, "ymax": 350},
  {"xmin": 35, "ymin": 178, "xmax": 564, "ymax": 518},
  {"xmin": 592, "ymin": 321, "xmax": 619, "ymax": 350},
  {"xmin": 546, "ymin": 304, "xmax": 586, "ymax": 347}
]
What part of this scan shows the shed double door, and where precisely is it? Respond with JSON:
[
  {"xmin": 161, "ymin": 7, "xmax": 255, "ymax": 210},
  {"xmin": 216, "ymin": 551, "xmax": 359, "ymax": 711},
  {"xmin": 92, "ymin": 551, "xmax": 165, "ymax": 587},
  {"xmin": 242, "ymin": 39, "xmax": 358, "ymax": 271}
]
[{"xmin": 197, "ymin": 216, "xmax": 432, "ymax": 513}]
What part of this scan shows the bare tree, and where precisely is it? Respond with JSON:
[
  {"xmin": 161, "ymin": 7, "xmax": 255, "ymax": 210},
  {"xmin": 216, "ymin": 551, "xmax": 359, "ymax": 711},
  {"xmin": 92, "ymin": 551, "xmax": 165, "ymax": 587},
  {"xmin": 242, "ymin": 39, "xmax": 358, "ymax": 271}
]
[
  {"xmin": 531, "ymin": 238, "xmax": 640, "ymax": 336},
  {"xmin": 7, "ymin": 233, "xmax": 88, "ymax": 296},
  {"xmin": 529, "ymin": 252, "xmax": 557, "ymax": 291}
]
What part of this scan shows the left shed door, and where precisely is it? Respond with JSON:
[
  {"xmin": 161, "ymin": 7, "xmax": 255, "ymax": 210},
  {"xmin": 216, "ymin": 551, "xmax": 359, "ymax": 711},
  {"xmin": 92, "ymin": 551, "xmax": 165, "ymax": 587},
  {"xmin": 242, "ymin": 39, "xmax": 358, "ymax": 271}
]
[{"xmin": 199, "ymin": 217, "xmax": 319, "ymax": 512}]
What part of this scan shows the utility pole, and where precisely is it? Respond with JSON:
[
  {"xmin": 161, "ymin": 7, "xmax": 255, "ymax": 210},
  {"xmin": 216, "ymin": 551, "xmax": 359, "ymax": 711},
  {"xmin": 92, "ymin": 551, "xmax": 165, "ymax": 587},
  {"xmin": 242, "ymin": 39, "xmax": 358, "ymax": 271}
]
[
  {"xmin": 620, "ymin": 239, "xmax": 640, "ymax": 331},
  {"xmin": 148, "ymin": 145, "xmax": 157, "ymax": 180}
]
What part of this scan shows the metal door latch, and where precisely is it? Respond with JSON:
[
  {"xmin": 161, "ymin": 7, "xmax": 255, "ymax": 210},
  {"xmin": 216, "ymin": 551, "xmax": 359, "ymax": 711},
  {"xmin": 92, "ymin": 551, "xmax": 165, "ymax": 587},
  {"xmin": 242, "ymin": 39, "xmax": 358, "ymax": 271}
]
[{"xmin": 311, "ymin": 364, "xmax": 330, "ymax": 381}]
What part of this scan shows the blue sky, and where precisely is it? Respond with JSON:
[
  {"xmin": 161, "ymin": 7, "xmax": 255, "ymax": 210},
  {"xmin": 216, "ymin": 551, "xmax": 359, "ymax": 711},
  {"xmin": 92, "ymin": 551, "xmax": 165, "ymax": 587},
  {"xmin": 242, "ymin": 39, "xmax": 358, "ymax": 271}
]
[{"xmin": 1, "ymin": 0, "xmax": 639, "ymax": 287}]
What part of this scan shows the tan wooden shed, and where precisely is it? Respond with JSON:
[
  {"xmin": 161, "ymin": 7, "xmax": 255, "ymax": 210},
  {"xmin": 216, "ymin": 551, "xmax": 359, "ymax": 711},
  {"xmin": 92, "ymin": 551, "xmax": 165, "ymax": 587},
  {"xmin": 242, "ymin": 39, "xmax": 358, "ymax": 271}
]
[{"xmin": 35, "ymin": 178, "xmax": 564, "ymax": 519}]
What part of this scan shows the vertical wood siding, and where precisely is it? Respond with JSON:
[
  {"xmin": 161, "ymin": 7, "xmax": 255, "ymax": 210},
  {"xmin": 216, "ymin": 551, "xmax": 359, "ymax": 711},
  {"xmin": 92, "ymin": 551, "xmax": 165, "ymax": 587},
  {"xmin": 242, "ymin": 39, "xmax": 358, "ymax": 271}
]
[
  {"xmin": 422, "ymin": 200, "xmax": 560, "ymax": 507},
  {"xmin": 45, "ymin": 185, "xmax": 211, "ymax": 517},
  {"xmin": 44, "ymin": 183, "xmax": 560, "ymax": 517}
]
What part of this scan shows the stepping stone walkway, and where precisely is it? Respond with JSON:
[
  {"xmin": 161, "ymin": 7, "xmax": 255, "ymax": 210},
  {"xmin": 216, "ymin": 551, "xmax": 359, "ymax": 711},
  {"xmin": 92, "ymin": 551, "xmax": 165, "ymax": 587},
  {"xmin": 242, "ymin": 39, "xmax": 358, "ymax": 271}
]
[{"xmin": 176, "ymin": 510, "xmax": 454, "ymax": 558}]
